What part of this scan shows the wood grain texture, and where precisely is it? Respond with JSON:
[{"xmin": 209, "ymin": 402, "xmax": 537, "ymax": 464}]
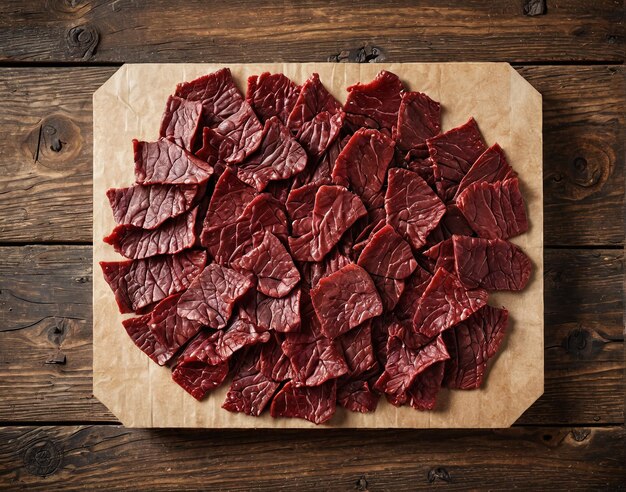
[
  {"xmin": 0, "ymin": 425, "xmax": 623, "ymax": 490},
  {"xmin": 0, "ymin": 65, "xmax": 623, "ymax": 246},
  {"xmin": 0, "ymin": 246, "xmax": 622, "ymax": 425},
  {"xmin": 0, "ymin": 1, "xmax": 623, "ymax": 63}
]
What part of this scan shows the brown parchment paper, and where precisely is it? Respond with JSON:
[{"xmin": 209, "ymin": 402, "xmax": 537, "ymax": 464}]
[{"xmin": 93, "ymin": 63, "xmax": 543, "ymax": 428}]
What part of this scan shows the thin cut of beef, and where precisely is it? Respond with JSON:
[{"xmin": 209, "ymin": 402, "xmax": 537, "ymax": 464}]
[
  {"xmin": 402, "ymin": 146, "xmax": 436, "ymax": 186},
  {"xmin": 393, "ymin": 91, "xmax": 441, "ymax": 152},
  {"xmin": 456, "ymin": 177, "xmax": 529, "ymax": 240},
  {"xmin": 133, "ymin": 138, "xmax": 213, "ymax": 185},
  {"xmin": 202, "ymin": 168, "xmax": 256, "ymax": 235},
  {"xmin": 337, "ymin": 322, "xmax": 376, "ymax": 376},
  {"xmin": 385, "ymin": 168, "xmax": 446, "ymax": 250},
  {"xmin": 237, "ymin": 116, "xmax": 308, "ymax": 191},
  {"xmin": 270, "ymin": 379, "xmax": 337, "ymax": 425},
  {"xmin": 176, "ymin": 319, "xmax": 269, "ymax": 367},
  {"xmin": 344, "ymin": 70, "xmax": 404, "ymax": 135},
  {"xmin": 282, "ymin": 325, "xmax": 349, "ymax": 387},
  {"xmin": 233, "ymin": 231, "xmax": 300, "ymax": 298},
  {"xmin": 292, "ymin": 134, "xmax": 348, "ymax": 188},
  {"xmin": 177, "ymin": 263, "xmax": 254, "ymax": 329},
  {"xmin": 337, "ymin": 377, "xmax": 379, "ymax": 413},
  {"xmin": 357, "ymin": 224, "xmax": 417, "ymax": 281},
  {"xmin": 310, "ymin": 263, "xmax": 383, "ymax": 339},
  {"xmin": 289, "ymin": 185, "xmax": 367, "ymax": 262},
  {"xmin": 369, "ymin": 276, "xmax": 405, "ymax": 312},
  {"xmin": 425, "ymin": 204, "xmax": 475, "ymax": 245},
  {"xmin": 100, "ymin": 250, "xmax": 207, "ymax": 314},
  {"xmin": 171, "ymin": 331, "xmax": 230, "ymax": 400},
  {"xmin": 427, "ymin": 117, "xmax": 487, "ymax": 202},
  {"xmin": 159, "ymin": 95, "xmax": 203, "ymax": 151},
  {"xmin": 246, "ymin": 72, "xmax": 301, "ymax": 125},
  {"xmin": 238, "ymin": 287, "xmax": 301, "ymax": 332},
  {"xmin": 405, "ymin": 361, "xmax": 445, "ymax": 410},
  {"xmin": 122, "ymin": 314, "xmax": 175, "ymax": 366},
  {"xmin": 103, "ymin": 206, "xmax": 198, "ymax": 260},
  {"xmin": 149, "ymin": 293, "xmax": 203, "ymax": 355},
  {"xmin": 260, "ymin": 333, "xmax": 295, "ymax": 382},
  {"xmin": 423, "ymin": 238, "xmax": 455, "ymax": 273},
  {"xmin": 208, "ymin": 193, "xmax": 289, "ymax": 266},
  {"xmin": 287, "ymin": 73, "xmax": 344, "ymax": 157},
  {"xmin": 453, "ymin": 235, "xmax": 532, "ymax": 291},
  {"xmin": 413, "ymin": 267, "xmax": 488, "ymax": 339},
  {"xmin": 299, "ymin": 248, "xmax": 352, "ymax": 291},
  {"xmin": 374, "ymin": 331, "xmax": 449, "ymax": 406},
  {"xmin": 107, "ymin": 183, "xmax": 200, "ymax": 230},
  {"xmin": 332, "ymin": 128, "xmax": 395, "ymax": 209},
  {"xmin": 455, "ymin": 143, "xmax": 516, "ymax": 199},
  {"xmin": 394, "ymin": 265, "xmax": 433, "ymax": 322},
  {"xmin": 199, "ymin": 100, "xmax": 263, "ymax": 165},
  {"xmin": 443, "ymin": 305, "xmax": 508, "ymax": 389},
  {"xmin": 222, "ymin": 350, "xmax": 280, "ymax": 416},
  {"xmin": 176, "ymin": 68, "xmax": 243, "ymax": 124}
]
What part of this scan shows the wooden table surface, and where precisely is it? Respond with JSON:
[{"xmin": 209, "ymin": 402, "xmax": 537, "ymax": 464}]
[{"xmin": 0, "ymin": 1, "xmax": 624, "ymax": 489}]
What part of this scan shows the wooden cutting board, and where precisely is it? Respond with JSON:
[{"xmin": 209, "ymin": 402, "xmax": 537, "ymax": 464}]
[{"xmin": 92, "ymin": 63, "xmax": 543, "ymax": 428}]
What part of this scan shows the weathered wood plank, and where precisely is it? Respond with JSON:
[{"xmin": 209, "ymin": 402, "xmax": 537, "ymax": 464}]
[
  {"xmin": 0, "ymin": 246, "xmax": 622, "ymax": 425},
  {"xmin": 0, "ymin": 425, "xmax": 623, "ymax": 490},
  {"xmin": 0, "ymin": 1, "xmax": 623, "ymax": 63},
  {"xmin": 0, "ymin": 65, "xmax": 623, "ymax": 246}
]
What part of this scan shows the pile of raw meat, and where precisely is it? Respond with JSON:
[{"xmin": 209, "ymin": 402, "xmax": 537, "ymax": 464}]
[{"xmin": 101, "ymin": 68, "xmax": 531, "ymax": 424}]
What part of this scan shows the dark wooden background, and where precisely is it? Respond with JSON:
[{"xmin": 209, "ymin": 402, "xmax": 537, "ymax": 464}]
[{"xmin": 0, "ymin": 1, "xmax": 624, "ymax": 489}]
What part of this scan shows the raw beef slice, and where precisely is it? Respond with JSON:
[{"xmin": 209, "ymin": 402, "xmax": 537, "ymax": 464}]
[
  {"xmin": 427, "ymin": 117, "xmax": 487, "ymax": 202},
  {"xmin": 344, "ymin": 70, "xmax": 404, "ymax": 135},
  {"xmin": 159, "ymin": 95, "xmax": 203, "ymax": 151},
  {"xmin": 394, "ymin": 91, "xmax": 441, "ymax": 152},
  {"xmin": 122, "ymin": 314, "xmax": 175, "ymax": 366},
  {"xmin": 107, "ymin": 183, "xmax": 200, "ymax": 230},
  {"xmin": 133, "ymin": 138, "xmax": 213, "ymax": 185},
  {"xmin": 100, "ymin": 250, "xmax": 207, "ymax": 314},
  {"xmin": 149, "ymin": 293, "xmax": 203, "ymax": 354},
  {"xmin": 455, "ymin": 143, "xmax": 516, "ymax": 198},
  {"xmin": 237, "ymin": 116, "xmax": 308, "ymax": 191},
  {"xmin": 233, "ymin": 231, "xmax": 300, "ymax": 298},
  {"xmin": 246, "ymin": 72, "xmax": 301, "ymax": 125},
  {"xmin": 310, "ymin": 264, "xmax": 383, "ymax": 339},
  {"xmin": 289, "ymin": 185, "xmax": 367, "ymax": 262},
  {"xmin": 443, "ymin": 305, "xmax": 509, "ymax": 389},
  {"xmin": 177, "ymin": 263, "xmax": 254, "ymax": 329},
  {"xmin": 405, "ymin": 361, "xmax": 445, "ymax": 410},
  {"xmin": 270, "ymin": 380, "xmax": 337, "ymax": 425},
  {"xmin": 103, "ymin": 206, "xmax": 198, "ymax": 260},
  {"xmin": 332, "ymin": 128, "xmax": 395, "ymax": 209},
  {"xmin": 456, "ymin": 177, "xmax": 529, "ymax": 240},
  {"xmin": 287, "ymin": 73, "xmax": 344, "ymax": 157},
  {"xmin": 385, "ymin": 168, "xmax": 446, "ymax": 250},
  {"xmin": 453, "ymin": 235, "xmax": 532, "ymax": 290},
  {"xmin": 413, "ymin": 267, "xmax": 488, "ymax": 339},
  {"xmin": 238, "ymin": 287, "xmax": 301, "ymax": 332}
]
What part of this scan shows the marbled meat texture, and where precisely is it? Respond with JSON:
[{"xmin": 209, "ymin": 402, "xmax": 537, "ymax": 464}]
[
  {"xmin": 237, "ymin": 116, "xmax": 308, "ymax": 191},
  {"xmin": 247, "ymin": 72, "xmax": 301, "ymax": 125},
  {"xmin": 287, "ymin": 72, "xmax": 344, "ymax": 157},
  {"xmin": 238, "ymin": 288, "xmax": 301, "ymax": 333},
  {"xmin": 442, "ymin": 305, "xmax": 508, "ymax": 389},
  {"xmin": 122, "ymin": 314, "xmax": 176, "ymax": 366},
  {"xmin": 100, "ymin": 250, "xmax": 207, "ymax": 314},
  {"xmin": 103, "ymin": 206, "xmax": 198, "ymax": 260},
  {"xmin": 344, "ymin": 70, "xmax": 404, "ymax": 135},
  {"xmin": 270, "ymin": 380, "xmax": 337, "ymax": 425},
  {"xmin": 456, "ymin": 177, "xmax": 529, "ymax": 240},
  {"xmin": 332, "ymin": 128, "xmax": 395, "ymax": 210},
  {"xmin": 413, "ymin": 267, "xmax": 488, "ymax": 339},
  {"xmin": 455, "ymin": 143, "xmax": 516, "ymax": 199},
  {"xmin": 385, "ymin": 168, "xmax": 446, "ymax": 250},
  {"xmin": 159, "ymin": 95, "xmax": 203, "ymax": 151},
  {"xmin": 107, "ymin": 182, "xmax": 200, "ymax": 230},
  {"xmin": 428, "ymin": 117, "xmax": 487, "ymax": 202},
  {"xmin": 149, "ymin": 293, "xmax": 203, "ymax": 356},
  {"xmin": 234, "ymin": 231, "xmax": 300, "ymax": 298},
  {"xmin": 394, "ymin": 91, "xmax": 441, "ymax": 152},
  {"xmin": 310, "ymin": 263, "xmax": 383, "ymax": 339},
  {"xmin": 133, "ymin": 138, "xmax": 213, "ymax": 185},
  {"xmin": 453, "ymin": 235, "xmax": 532, "ymax": 291}
]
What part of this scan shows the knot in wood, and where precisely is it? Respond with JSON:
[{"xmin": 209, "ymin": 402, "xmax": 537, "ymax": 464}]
[
  {"xmin": 545, "ymin": 139, "xmax": 612, "ymax": 201},
  {"xmin": 355, "ymin": 475, "xmax": 368, "ymax": 491},
  {"xmin": 523, "ymin": 0, "xmax": 547, "ymax": 16},
  {"xmin": 23, "ymin": 439, "xmax": 62, "ymax": 477},
  {"xmin": 66, "ymin": 24, "xmax": 99, "ymax": 60},
  {"xmin": 328, "ymin": 45, "xmax": 386, "ymax": 63},
  {"xmin": 571, "ymin": 428, "xmax": 591, "ymax": 442},
  {"xmin": 561, "ymin": 328, "xmax": 603, "ymax": 359},
  {"xmin": 23, "ymin": 114, "xmax": 82, "ymax": 169},
  {"xmin": 427, "ymin": 467, "xmax": 451, "ymax": 483}
]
